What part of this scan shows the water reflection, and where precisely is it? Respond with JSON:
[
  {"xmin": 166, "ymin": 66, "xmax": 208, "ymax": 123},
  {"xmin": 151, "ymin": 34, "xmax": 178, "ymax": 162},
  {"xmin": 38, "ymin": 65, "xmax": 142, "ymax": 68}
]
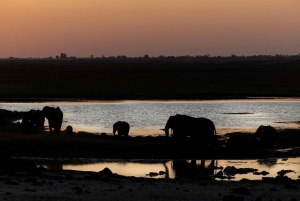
[
  {"xmin": 45, "ymin": 163, "xmax": 63, "ymax": 170},
  {"xmin": 257, "ymin": 158, "xmax": 278, "ymax": 167},
  {"xmin": 36, "ymin": 158, "xmax": 300, "ymax": 181},
  {"xmin": 1, "ymin": 100, "xmax": 300, "ymax": 136},
  {"xmin": 172, "ymin": 160, "xmax": 215, "ymax": 179}
]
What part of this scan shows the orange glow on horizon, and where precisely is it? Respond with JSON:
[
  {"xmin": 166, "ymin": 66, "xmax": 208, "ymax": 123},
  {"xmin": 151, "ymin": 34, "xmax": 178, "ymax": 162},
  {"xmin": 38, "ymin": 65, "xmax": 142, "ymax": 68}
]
[{"xmin": 1, "ymin": 0, "xmax": 299, "ymax": 57}]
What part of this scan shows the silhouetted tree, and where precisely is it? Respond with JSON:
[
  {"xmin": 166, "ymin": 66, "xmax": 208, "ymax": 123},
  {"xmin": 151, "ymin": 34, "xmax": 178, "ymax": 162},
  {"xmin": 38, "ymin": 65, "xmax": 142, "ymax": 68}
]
[{"xmin": 60, "ymin": 53, "xmax": 68, "ymax": 59}]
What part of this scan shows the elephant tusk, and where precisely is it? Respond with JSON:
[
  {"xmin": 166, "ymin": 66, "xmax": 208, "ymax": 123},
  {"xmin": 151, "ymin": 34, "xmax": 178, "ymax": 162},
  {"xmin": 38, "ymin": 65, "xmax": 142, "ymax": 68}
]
[{"xmin": 160, "ymin": 129, "xmax": 165, "ymax": 131}]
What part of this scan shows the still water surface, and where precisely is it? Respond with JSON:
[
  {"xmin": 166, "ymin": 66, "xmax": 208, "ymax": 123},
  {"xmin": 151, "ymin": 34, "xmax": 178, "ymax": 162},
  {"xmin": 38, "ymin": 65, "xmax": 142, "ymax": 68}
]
[
  {"xmin": 1, "ymin": 99, "xmax": 300, "ymax": 136},
  {"xmin": 35, "ymin": 158, "xmax": 300, "ymax": 181}
]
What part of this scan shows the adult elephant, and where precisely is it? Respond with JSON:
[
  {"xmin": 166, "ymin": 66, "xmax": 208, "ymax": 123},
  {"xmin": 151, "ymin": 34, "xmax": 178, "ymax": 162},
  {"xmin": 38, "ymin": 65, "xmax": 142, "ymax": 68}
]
[
  {"xmin": 42, "ymin": 106, "xmax": 63, "ymax": 136},
  {"xmin": 21, "ymin": 111, "xmax": 34, "ymax": 133},
  {"xmin": 255, "ymin": 125, "xmax": 277, "ymax": 147},
  {"xmin": 113, "ymin": 121, "xmax": 130, "ymax": 137},
  {"xmin": 21, "ymin": 109, "xmax": 45, "ymax": 134},
  {"xmin": 164, "ymin": 114, "xmax": 216, "ymax": 144}
]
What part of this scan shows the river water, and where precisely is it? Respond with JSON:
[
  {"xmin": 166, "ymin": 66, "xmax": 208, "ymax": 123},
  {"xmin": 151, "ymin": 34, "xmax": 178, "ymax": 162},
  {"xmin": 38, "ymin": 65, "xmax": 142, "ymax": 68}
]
[
  {"xmin": 3, "ymin": 99, "xmax": 300, "ymax": 180},
  {"xmin": 1, "ymin": 99, "xmax": 300, "ymax": 136}
]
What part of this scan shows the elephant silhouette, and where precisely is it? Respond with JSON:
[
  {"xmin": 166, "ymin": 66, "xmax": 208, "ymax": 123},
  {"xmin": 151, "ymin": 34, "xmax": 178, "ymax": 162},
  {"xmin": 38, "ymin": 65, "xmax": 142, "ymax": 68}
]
[
  {"xmin": 255, "ymin": 125, "xmax": 277, "ymax": 147},
  {"xmin": 164, "ymin": 114, "xmax": 216, "ymax": 144},
  {"xmin": 66, "ymin": 125, "xmax": 73, "ymax": 137},
  {"xmin": 113, "ymin": 121, "xmax": 130, "ymax": 137},
  {"xmin": 21, "ymin": 109, "xmax": 45, "ymax": 134},
  {"xmin": 42, "ymin": 106, "xmax": 63, "ymax": 136}
]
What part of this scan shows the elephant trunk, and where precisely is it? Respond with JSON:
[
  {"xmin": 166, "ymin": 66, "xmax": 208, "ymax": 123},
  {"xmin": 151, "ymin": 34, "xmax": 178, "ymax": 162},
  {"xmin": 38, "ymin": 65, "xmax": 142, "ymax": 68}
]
[{"xmin": 165, "ymin": 125, "xmax": 170, "ymax": 138}]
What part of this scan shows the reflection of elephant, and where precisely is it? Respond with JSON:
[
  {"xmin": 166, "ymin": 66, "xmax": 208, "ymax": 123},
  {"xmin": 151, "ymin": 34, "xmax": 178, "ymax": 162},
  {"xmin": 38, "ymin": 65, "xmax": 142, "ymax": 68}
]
[
  {"xmin": 42, "ymin": 106, "xmax": 63, "ymax": 136},
  {"xmin": 255, "ymin": 125, "xmax": 277, "ymax": 147},
  {"xmin": 172, "ymin": 160, "xmax": 215, "ymax": 179},
  {"xmin": 164, "ymin": 114, "xmax": 216, "ymax": 144},
  {"xmin": 45, "ymin": 163, "xmax": 63, "ymax": 170},
  {"xmin": 113, "ymin": 121, "xmax": 130, "ymax": 137},
  {"xmin": 257, "ymin": 158, "xmax": 278, "ymax": 167},
  {"xmin": 21, "ymin": 110, "xmax": 45, "ymax": 134}
]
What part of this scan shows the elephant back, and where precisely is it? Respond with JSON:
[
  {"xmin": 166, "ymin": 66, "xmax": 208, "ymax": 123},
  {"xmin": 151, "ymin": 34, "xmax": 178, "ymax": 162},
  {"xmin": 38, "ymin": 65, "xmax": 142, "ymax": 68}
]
[
  {"xmin": 48, "ymin": 107, "xmax": 63, "ymax": 122},
  {"xmin": 191, "ymin": 117, "xmax": 216, "ymax": 144}
]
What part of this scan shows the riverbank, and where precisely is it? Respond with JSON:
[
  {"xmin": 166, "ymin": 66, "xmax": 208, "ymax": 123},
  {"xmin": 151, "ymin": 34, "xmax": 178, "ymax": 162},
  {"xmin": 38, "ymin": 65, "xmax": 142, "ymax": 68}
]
[{"xmin": 1, "ymin": 126, "xmax": 300, "ymax": 159}]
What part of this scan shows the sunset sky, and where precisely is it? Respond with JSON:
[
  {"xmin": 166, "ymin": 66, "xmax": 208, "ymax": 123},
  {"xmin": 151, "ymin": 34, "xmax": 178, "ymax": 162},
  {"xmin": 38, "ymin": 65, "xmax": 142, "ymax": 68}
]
[{"xmin": 1, "ymin": 0, "xmax": 299, "ymax": 58}]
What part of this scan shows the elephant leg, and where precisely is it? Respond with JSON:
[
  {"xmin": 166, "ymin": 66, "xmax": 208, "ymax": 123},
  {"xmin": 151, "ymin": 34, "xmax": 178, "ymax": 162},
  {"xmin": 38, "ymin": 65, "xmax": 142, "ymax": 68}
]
[
  {"xmin": 53, "ymin": 126, "xmax": 58, "ymax": 136},
  {"xmin": 54, "ymin": 125, "xmax": 60, "ymax": 136},
  {"xmin": 49, "ymin": 123, "xmax": 53, "ymax": 135},
  {"xmin": 119, "ymin": 130, "xmax": 123, "ymax": 137},
  {"xmin": 39, "ymin": 125, "xmax": 43, "ymax": 134}
]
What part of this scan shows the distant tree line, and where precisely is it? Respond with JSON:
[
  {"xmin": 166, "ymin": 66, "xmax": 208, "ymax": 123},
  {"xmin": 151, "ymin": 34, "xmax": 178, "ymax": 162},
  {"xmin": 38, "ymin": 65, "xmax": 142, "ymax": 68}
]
[{"xmin": 2, "ymin": 53, "xmax": 300, "ymax": 62}]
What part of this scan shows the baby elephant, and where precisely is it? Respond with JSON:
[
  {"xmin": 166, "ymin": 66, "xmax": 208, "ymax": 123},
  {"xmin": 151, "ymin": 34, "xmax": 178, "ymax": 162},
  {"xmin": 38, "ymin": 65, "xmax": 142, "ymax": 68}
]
[
  {"xmin": 255, "ymin": 125, "xmax": 277, "ymax": 147},
  {"xmin": 113, "ymin": 121, "xmax": 130, "ymax": 137},
  {"xmin": 66, "ymin": 125, "xmax": 73, "ymax": 137}
]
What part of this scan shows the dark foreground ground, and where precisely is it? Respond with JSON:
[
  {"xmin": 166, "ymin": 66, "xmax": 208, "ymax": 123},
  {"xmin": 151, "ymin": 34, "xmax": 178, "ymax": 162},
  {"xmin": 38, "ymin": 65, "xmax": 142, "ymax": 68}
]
[
  {"xmin": 1, "ymin": 122, "xmax": 300, "ymax": 200},
  {"xmin": 1, "ymin": 166, "xmax": 300, "ymax": 201}
]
